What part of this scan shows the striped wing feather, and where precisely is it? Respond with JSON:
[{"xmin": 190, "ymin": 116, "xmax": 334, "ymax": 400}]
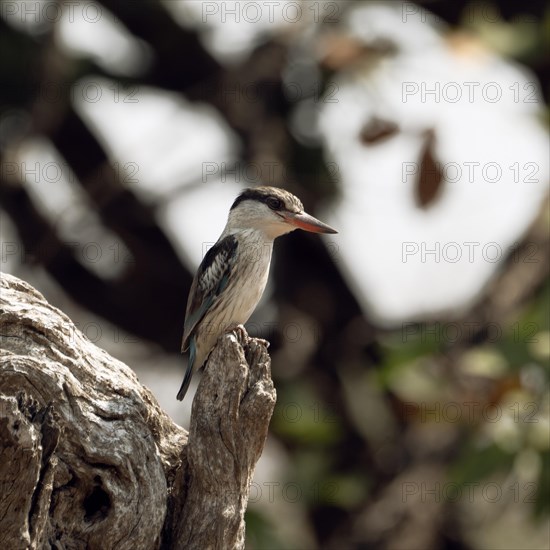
[{"xmin": 181, "ymin": 235, "xmax": 238, "ymax": 352}]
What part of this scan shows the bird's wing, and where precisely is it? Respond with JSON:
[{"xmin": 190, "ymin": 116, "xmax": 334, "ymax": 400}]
[{"xmin": 181, "ymin": 234, "xmax": 238, "ymax": 352}]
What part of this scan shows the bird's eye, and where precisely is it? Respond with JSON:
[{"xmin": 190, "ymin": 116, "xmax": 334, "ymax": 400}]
[{"xmin": 266, "ymin": 197, "xmax": 283, "ymax": 210}]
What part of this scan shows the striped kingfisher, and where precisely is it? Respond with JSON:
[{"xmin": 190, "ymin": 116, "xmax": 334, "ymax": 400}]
[{"xmin": 177, "ymin": 186, "xmax": 337, "ymax": 401}]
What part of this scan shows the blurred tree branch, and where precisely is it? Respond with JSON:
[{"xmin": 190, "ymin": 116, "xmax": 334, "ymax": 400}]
[
  {"xmin": 0, "ymin": 166, "xmax": 191, "ymax": 350},
  {"xmin": 0, "ymin": 273, "xmax": 275, "ymax": 549}
]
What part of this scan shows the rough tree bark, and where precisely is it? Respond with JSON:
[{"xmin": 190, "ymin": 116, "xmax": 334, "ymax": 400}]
[{"xmin": 0, "ymin": 272, "xmax": 276, "ymax": 549}]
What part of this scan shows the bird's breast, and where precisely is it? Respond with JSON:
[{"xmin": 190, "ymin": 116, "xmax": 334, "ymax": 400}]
[
  {"xmin": 228, "ymin": 237, "xmax": 273, "ymax": 322},
  {"xmin": 196, "ymin": 231, "xmax": 274, "ymax": 349}
]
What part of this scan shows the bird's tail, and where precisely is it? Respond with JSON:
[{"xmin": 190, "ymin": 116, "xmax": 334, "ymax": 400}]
[{"xmin": 177, "ymin": 339, "xmax": 196, "ymax": 401}]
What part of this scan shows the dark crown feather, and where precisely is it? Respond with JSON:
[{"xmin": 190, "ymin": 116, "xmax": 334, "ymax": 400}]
[{"xmin": 231, "ymin": 186, "xmax": 303, "ymax": 212}]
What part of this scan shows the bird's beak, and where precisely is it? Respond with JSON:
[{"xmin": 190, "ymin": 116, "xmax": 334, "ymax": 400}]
[{"xmin": 284, "ymin": 211, "xmax": 338, "ymax": 234}]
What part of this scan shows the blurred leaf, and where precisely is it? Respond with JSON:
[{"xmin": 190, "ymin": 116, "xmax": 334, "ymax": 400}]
[
  {"xmin": 377, "ymin": 330, "xmax": 442, "ymax": 389},
  {"xmin": 359, "ymin": 116, "xmax": 399, "ymax": 145},
  {"xmin": 272, "ymin": 385, "xmax": 343, "ymax": 445},
  {"xmin": 450, "ymin": 442, "xmax": 515, "ymax": 486},
  {"xmin": 458, "ymin": 346, "xmax": 509, "ymax": 378},
  {"xmin": 496, "ymin": 282, "xmax": 550, "ymax": 368},
  {"xmin": 415, "ymin": 129, "xmax": 443, "ymax": 209},
  {"xmin": 312, "ymin": 473, "xmax": 370, "ymax": 509},
  {"xmin": 245, "ymin": 508, "xmax": 292, "ymax": 550},
  {"xmin": 383, "ymin": 356, "xmax": 450, "ymax": 402},
  {"xmin": 535, "ymin": 450, "xmax": 550, "ymax": 517}
]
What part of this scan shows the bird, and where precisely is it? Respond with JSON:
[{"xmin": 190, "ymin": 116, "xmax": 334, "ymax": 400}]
[{"xmin": 177, "ymin": 186, "xmax": 337, "ymax": 401}]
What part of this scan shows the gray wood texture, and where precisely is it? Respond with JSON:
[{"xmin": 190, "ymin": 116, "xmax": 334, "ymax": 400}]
[{"xmin": 0, "ymin": 273, "xmax": 276, "ymax": 549}]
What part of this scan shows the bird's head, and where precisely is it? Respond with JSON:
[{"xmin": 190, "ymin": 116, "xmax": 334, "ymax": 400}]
[{"xmin": 228, "ymin": 186, "xmax": 337, "ymax": 239}]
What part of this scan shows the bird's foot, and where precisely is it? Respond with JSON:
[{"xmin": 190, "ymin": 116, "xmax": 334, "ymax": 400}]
[
  {"xmin": 227, "ymin": 325, "xmax": 270, "ymax": 349},
  {"xmin": 229, "ymin": 324, "xmax": 248, "ymax": 346},
  {"xmin": 254, "ymin": 337, "xmax": 270, "ymax": 348}
]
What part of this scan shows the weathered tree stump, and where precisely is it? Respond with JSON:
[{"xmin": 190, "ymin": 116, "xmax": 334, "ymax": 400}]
[{"xmin": 0, "ymin": 272, "xmax": 276, "ymax": 549}]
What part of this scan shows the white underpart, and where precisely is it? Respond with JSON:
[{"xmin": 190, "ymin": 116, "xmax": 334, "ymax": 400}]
[{"xmin": 193, "ymin": 228, "xmax": 274, "ymax": 371}]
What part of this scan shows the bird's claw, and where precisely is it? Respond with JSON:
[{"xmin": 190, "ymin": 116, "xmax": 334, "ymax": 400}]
[
  {"xmin": 228, "ymin": 325, "xmax": 270, "ymax": 350},
  {"xmin": 255, "ymin": 338, "xmax": 270, "ymax": 348},
  {"xmin": 230, "ymin": 324, "xmax": 248, "ymax": 346}
]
